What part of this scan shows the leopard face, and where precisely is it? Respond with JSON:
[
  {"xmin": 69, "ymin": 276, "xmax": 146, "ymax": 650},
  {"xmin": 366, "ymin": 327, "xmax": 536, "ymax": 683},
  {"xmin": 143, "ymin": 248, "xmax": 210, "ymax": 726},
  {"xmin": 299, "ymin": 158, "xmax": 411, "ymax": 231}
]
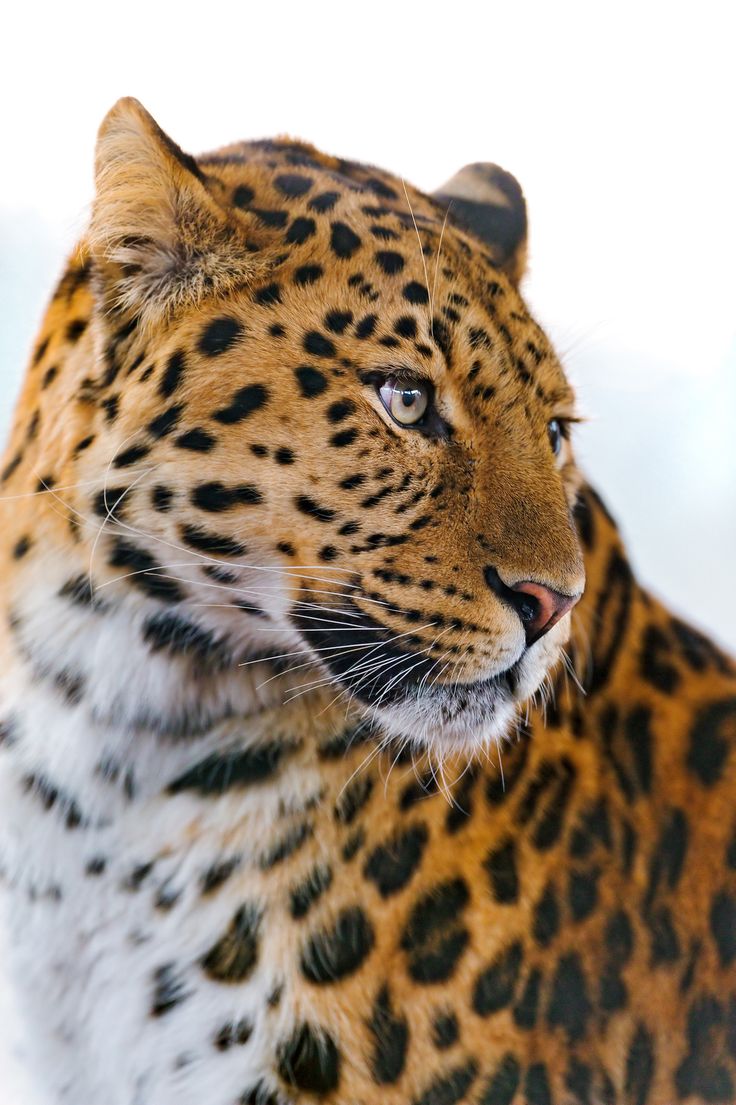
[{"xmin": 18, "ymin": 99, "xmax": 585, "ymax": 754}]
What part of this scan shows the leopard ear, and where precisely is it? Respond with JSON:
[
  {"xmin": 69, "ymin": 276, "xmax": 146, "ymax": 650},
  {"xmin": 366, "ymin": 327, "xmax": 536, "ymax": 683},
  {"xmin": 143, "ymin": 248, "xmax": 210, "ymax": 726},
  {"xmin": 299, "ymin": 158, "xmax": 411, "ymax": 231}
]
[
  {"xmin": 432, "ymin": 163, "xmax": 528, "ymax": 286},
  {"xmin": 89, "ymin": 98, "xmax": 259, "ymax": 328}
]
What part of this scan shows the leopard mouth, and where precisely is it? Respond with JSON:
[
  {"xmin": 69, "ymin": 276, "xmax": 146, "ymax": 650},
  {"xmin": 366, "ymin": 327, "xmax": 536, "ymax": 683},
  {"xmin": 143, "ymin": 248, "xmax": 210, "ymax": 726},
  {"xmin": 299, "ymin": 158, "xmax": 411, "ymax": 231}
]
[{"xmin": 290, "ymin": 597, "xmax": 524, "ymax": 711}]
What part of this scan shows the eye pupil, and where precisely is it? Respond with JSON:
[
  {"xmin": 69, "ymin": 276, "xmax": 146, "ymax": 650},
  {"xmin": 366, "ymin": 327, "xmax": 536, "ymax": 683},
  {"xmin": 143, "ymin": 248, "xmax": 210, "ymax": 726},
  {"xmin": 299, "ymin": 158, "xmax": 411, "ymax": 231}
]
[
  {"xmin": 378, "ymin": 377, "xmax": 430, "ymax": 427},
  {"xmin": 548, "ymin": 419, "xmax": 563, "ymax": 455}
]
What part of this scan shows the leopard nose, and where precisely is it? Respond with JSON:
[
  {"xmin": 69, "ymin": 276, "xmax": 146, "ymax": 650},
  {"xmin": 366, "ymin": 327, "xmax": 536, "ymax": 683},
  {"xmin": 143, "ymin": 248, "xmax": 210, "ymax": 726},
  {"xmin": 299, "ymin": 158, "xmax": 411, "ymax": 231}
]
[{"xmin": 484, "ymin": 567, "xmax": 582, "ymax": 646}]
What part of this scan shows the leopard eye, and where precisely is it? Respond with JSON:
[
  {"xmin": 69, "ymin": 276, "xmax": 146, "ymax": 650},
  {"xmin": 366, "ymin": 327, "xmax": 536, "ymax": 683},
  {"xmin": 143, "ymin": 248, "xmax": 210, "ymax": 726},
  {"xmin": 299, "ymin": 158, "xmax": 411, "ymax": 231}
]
[
  {"xmin": 378, "ymin": 377, "xmax": 430, "ymax": 427},
  {"xmin": 548, "ymin": 418, "xmax": 564, "ymax": 456}
]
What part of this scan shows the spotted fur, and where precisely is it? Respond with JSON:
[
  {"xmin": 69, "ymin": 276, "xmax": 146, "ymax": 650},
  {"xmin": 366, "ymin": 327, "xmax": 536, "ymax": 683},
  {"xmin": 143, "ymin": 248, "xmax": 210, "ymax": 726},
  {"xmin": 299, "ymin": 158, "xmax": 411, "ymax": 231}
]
[{"xmin": 1, "ymin": 98, "xmax": 734, "ymax": 1105}]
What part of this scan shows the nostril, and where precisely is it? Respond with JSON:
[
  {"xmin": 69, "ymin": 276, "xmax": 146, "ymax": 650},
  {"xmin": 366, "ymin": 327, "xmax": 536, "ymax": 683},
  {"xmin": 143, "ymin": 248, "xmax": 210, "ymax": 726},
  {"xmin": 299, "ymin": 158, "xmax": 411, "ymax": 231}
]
[{"xmin": 484, "ymin": 565, "xmax": 580, "ymax": 646}]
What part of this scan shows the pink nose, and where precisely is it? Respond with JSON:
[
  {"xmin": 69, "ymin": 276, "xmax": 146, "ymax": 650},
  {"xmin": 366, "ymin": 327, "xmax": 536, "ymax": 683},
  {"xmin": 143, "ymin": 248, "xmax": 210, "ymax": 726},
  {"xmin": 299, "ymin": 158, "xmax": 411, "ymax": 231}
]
[{"xmin": 510, "ymin": 580, "xmax": 580, "ymax": 645}]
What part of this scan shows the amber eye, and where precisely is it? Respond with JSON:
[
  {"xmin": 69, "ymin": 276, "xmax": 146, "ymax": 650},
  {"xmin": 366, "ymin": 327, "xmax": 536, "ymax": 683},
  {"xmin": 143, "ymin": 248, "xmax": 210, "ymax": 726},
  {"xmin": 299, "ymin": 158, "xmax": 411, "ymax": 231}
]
[
  {"xmin": 548, "ymin": 418, "xmax": 564, "ymax": 456},
  {"xmin": 378, "ymin": 377, "xmax": 430, "ymax": 427}
]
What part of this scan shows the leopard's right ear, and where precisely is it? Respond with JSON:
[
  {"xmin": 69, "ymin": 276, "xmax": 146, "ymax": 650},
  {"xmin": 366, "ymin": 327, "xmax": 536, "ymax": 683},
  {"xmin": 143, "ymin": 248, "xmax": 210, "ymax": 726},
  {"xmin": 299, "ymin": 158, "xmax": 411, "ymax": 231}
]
[
  {"xmin": 432, "ymin": 163, "xmax": 528, "ymax": 286},
  {"xmin": 89, "ymin": 98, "xmax": 260, "ymax": 329}
]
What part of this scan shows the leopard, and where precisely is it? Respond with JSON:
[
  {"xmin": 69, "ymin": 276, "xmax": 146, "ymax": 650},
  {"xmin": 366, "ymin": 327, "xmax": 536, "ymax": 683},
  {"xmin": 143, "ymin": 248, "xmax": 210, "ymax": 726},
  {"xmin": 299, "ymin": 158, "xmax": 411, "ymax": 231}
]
[{"xmin": 1, "ymin": 96, "xmax": 735, "ymax": 1105}]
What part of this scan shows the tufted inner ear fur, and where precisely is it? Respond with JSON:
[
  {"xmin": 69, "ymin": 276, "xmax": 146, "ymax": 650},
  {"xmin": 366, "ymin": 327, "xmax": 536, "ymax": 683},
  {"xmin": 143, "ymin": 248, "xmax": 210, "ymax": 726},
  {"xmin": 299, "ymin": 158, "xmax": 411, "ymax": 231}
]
[
  {"xmin": 432, "ymin": 163, "xmax": 528, "ymax": 286},
  {"xmin": 89, "ymin": 97, "xmax": 263, "ymax": 329}
]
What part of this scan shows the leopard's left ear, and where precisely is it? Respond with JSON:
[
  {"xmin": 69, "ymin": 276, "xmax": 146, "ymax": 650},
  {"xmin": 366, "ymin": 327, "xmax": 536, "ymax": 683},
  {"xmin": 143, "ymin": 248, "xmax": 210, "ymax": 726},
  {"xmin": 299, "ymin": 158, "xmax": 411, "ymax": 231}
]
[
  {"xmin": 432, "ymin": 163, "xmax": 528, "ymax": 286},
  {"xmin": 89, "ymin": 97, "xmax": 261, "ymax": 329}
]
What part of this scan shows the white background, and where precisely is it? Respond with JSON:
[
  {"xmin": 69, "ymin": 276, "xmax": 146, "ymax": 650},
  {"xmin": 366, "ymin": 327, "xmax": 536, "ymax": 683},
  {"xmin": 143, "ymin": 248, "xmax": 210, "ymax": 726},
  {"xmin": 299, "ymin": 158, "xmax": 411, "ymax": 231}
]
[{"xmin": 1, "ymin": 3, "xmax": 735, "ymax": 1101}]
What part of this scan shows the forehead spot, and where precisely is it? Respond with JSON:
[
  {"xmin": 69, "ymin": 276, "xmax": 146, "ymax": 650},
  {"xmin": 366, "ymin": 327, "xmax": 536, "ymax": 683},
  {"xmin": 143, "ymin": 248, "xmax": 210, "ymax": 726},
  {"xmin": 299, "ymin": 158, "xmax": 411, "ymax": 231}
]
[
  {"xmin": 274, "ymin": 173, "xmax": 314, "ymax": 198},
  {"xmin": 375, "ymin": 251, "xmax": 405, "ymax": 275},
  {"xmin": 199, "ymin": 318, "xmax": 244, "ymax": 357},
  {"xmin": 309, "ymin": 191, "xmax": 340, "ymax": 213},
  {"xmin": 330, "ymin": 222, "xmax": 362, "ymax": 259},
  {"xmin": 403, "ymin": 281, "xmax": 429, "ymax": 305},
  {"xmin": 285, "ymin": 217, "xmax": 316, "ymax": 245}
]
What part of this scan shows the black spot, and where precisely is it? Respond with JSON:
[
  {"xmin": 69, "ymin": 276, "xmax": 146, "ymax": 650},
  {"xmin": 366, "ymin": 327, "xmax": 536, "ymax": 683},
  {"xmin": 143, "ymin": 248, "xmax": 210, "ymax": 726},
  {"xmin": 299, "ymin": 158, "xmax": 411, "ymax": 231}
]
[
  {"xmin": 254, "ymin": 282, "xmax": 281, "ymax": 306},
  {"xmin": 148, "ymin": 404, "xmax": 183, "ymax": 439},
  {"xmin": 277, "ymin": 1023, "xmax": 340, "ymax": 1095},
  {"xmin": 525, "ymin": 1064, "xmax": 552, "ymax": 1105},
  {"xmin": 625, "ymin": 1023, "xmax": 656, "ymax": 1105},
  {"xmin": 199, "ymin": 317, "xmax": 243, "ymax": 356},
  {"xmin": 232, "ymin": 185, "xmax": 254, "ymax": 208},
  {"xmin": 547, "ymin": 952, "xmax": 591, "ymax": 1042},
  {"xmin": 513, "ymin": 966, "xmax": 541, "ymax": 1029},
  {"xmin": 676, "ymin": 994, "xmax": 734, "ymax": 1101},
  {"xmin": 472, "ymin": 942, "xmax": 523, "ymax": 1016},
  {"xmin": 330, "ymin": 221, "xmax": 361, "ymax": 259},
  {"xmin": 252, "ymin": 207, "xmax": 288, "ymax": 228},
  {"xmin": 325, "ymin": 310, "xmax": 353, "ymax": 334},
  {"xmin": 168, "ymin": 741, "xmax": 296, "ymax": 794},
  {"xmin": 432, "ymin": 1011, "xmax": 459, "ymax": 1050},
  {"xmin": 687, "ymin": 697, "xmax": 736, "ymax": 786},
  {"xmin": 290, "ymin": 865, "xmax": 333, "ymax": 919},
  {"xmin": 413, "ymin": 1060, "xmax": 478, "ymax": 1105},
  {"xmin": 355, "ymin": 313, "xmax": 377, "ymax": 338},
  {"xmin": 260, "ymin": 822, "xmax": 312, "ymax": 869},
  {"xmin": 309, "ymin": 191, "xmax": 339, "ymax": 212},
  {"xmin": 295, "ymin": 365, "xmax": 328, "ymax": 397},
  {"xmin": 485, "ymin": 737, "xmax": 529, "ymax": 804},
  {"xmin": 375, "ymin": 250, "xmax": 405, "ymax": 274},
  {"xmin": 478, "ymin": 1053, "xmax": 521, "ymax": 1105},
  {"xmin": 286, "ymin": 216, "xmax": 316, "ymax": 244},
  {"xmin": 334, "ymin": 776, "xmax": 373, "ymax": 824},
  {"xmin": 640, "ymin": 624, "xmax": 680, "ymax": 693},
  {"xmin": 530, "ymin": 879, "xmax": 559, "ymax": 950},
  {"xmin": 66, "ymin": 318, "xmax": 88, "ymax": 343},
  {"xmin": 648, "ymin": 905, "xmax": 680, "ymax": 965},
  {"xmin": 213, "ymin": 383, "xmax": 269, "ymax": 424},
  {"xmin": 395, "ymin": 315, "xmax": 417, "ymax": 338},
  {"xmin": 400, "ymin": 878, "xmax": 470, "ymax": 983},
  {"xmin": 275, "ymin": 172, "xmax": 313, "ymax": 197},
  {"xmin": 180, "ymin": 524, "xmax": 246, "ymax": 558},
  {"xmin": 113, "ymin": 443, "xmax": 150, "ymax": 468},
  {"xmin": 201, "ymin": 904, "xmax": 260, "ymax": 982},
  {"xmin": 192, "ymin": 481, "xmax": 263, "ymax": 511},
  {"xmin": 403, "ymin": 281, "xmax": 429, "ymax": 305},
  {"xmin": 214, "ymin": 1018, "xmax": 253, "ymax": 1050},
  {"xmin": 275, "ymin": 447, "xmax": 295, "ymax": 465},
  {"xmin": 41, "ymin": 365, "xmax": 58, "ymax": 389},
  {"xmin": 363, "ymin": 823, "xmax": 428, "ymax": 897},
  {"xmin": 295, "ymin": 495, "xmax": 336, "ymax": 522},
  {"xmin": 151, "ymin": 964, "xmax": 191, "ymax": 1017},
  {"xmin": 710, "ymin": 890, "xmax": 736, "ymax": 967},
  {"xmin": 12, "ymin": 535, "xmax": 31, "ymax": 559},
  {"xmin": 330, "ymin": 428, "xmax": 358, "ymax": 447},
  {"xmin": 367, "ymin": 984, "xmax": 409, "ymax": 1084},
  {"xmin": 143, "ymin": 612, "xmax": 225, "ymax": 665},
  {"xmin": 159, "ymin": 350, "xmax": 186, "ymax": 397},
  {"xmin": 484, "ymin": 838, "xmax": 519, "ymax": 904},
  {"xmin": 565, "ymin": 1059, "xmax": 594, "ymax": 1105},
  {"xmin": 301, "ymin": 906, "xmax": 374, "ymax": 983},
  {"xmin": 109, "ymin": 539, "xmax": 184, "ymax": 603},
  {"xmin": 294, "ymin": 263, "xmax": 323, "ymax": 285},
  {"xmin": 175, "ymin": 427, "xmax": 216, "ymax": 452},
  {"xmin": 201, "ymin": 857, "xmax": 240, "ymax": 895},
  {"xmin": 304, "ymin": 331, "xmax": 337, "ymax": 358},
  {"xmin": 568, "ymin": 867, "xmax": 601, "ymax": 922},
  {"xmin": 326, "ymin": 402, "xmax": 355, "ymax": 426}
]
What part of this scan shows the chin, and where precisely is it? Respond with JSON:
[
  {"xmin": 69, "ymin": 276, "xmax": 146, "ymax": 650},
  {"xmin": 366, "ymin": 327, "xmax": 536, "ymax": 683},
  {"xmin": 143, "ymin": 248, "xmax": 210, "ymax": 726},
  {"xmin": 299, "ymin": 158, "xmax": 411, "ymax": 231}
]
[{"xmin": 362, "ymin": 627, "xmax": 568, "ymax": 760}]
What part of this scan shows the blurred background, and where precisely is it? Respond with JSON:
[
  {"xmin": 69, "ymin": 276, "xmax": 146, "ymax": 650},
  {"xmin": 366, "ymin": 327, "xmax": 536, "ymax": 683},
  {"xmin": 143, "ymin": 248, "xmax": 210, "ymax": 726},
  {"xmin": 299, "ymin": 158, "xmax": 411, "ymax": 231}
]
[{"xmin": 1, "ymin": 3, "xmax": 734, "ymax": 1100}]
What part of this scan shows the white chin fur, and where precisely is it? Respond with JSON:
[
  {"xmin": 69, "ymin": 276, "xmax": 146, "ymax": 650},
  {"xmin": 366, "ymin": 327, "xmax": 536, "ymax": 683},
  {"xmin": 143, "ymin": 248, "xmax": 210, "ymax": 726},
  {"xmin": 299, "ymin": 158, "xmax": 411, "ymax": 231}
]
[{"xmin": 364, "ymin": 619, "xmax": 569, "ymax": 758}]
